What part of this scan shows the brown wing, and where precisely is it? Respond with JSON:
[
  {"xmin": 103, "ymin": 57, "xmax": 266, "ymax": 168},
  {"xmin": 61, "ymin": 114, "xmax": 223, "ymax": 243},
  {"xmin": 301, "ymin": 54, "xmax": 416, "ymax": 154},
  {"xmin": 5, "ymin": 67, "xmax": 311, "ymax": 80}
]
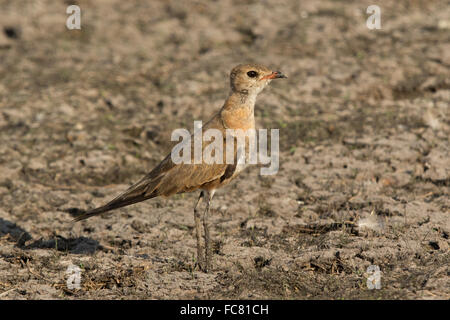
[{"xmin": 73, "ymin": 113, "xmax": 234, "ymax": 221}]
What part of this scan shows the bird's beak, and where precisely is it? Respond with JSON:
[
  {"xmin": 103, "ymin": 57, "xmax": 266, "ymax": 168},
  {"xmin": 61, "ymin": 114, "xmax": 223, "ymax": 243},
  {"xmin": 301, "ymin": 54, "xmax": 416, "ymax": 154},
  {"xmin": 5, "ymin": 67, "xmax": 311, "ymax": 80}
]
[{"xmin": 261, "ymin": 71, "xmax": 287, "ymax": 80}]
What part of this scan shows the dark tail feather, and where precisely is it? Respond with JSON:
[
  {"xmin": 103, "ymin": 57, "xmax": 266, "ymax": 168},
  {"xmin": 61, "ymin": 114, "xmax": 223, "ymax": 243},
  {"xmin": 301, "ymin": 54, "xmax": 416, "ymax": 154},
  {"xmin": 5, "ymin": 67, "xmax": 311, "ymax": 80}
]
[
  {"xmin": 73, "ymin": 173, "xmax": 164, "ymax": 222},
  {"xmin": 73, "ymin": 194, "xmax": 153, "ymax": 222}
]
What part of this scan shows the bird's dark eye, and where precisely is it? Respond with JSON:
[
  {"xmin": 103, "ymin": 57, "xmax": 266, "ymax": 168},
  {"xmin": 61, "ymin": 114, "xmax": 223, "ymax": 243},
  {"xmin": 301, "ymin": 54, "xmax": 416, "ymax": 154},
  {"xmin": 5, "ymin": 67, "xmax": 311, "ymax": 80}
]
[{"xmin": 247, "ymin": 71, "xmax": 258, "ymax": 78}]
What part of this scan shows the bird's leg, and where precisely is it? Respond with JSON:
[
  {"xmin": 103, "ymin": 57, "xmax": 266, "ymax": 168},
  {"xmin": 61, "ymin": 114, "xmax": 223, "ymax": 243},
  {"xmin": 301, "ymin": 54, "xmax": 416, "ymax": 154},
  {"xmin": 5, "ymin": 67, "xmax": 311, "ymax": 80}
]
[
  {"xmin": 194, "ymin": 191, "xmax": 205, "ymax": 270},
  {"xmin": 203, "ymin": 190, "xmax": 214, "ymax": 272}
]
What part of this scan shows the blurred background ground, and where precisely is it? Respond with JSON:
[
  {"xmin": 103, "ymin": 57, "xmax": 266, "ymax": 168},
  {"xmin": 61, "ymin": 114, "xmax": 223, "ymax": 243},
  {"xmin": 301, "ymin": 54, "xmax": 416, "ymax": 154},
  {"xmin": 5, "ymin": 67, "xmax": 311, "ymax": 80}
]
[{"xmin": 0, "ymin": 0, "xmax": 449, "ymax": 299}]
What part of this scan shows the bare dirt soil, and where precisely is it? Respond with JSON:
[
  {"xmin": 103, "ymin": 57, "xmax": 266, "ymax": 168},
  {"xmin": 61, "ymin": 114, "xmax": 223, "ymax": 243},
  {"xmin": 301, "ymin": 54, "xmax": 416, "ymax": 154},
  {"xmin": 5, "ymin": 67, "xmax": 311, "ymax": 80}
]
[{"xmin": 0, "ymin": 0, "xmax": 449, "ymax": 299}]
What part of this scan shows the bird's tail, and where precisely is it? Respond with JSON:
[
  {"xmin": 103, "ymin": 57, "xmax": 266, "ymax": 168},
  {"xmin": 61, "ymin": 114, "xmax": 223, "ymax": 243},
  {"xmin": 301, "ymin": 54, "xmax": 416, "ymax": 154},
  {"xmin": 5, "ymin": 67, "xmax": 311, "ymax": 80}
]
[
  {"xmin": 73, "ymin": 196, "xmax": 143, "ymax": 222},
  {"xmin": 73, "ymin": 178, "xmax": 159, "ymax": 222},
  {"xmin": 72, "ymin": 160, "xmax": 169, "ymax": 222}
]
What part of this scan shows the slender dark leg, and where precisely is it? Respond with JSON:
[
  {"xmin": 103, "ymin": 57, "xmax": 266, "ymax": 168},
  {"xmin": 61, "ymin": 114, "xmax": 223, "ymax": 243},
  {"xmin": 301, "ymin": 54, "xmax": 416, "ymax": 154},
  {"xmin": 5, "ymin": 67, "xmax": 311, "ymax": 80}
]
[
  {"xmin": 203, "ymin": 197, "xmax": 210, "ymax": 272},
  {"xmin": 194, "ymin": 191, "xmax": 204, "ymax": 270},
  {"xmin": 202, "ymin": 190, "xmax": 214, "ymax": 272}
]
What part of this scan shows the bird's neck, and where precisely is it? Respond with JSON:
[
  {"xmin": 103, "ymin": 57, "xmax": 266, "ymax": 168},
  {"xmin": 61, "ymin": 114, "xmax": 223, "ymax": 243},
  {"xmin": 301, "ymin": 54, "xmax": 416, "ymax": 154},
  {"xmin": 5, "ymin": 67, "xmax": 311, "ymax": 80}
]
[{"xmin": 220, "ymin": 91, "xmax": 256, "ymax": 130}]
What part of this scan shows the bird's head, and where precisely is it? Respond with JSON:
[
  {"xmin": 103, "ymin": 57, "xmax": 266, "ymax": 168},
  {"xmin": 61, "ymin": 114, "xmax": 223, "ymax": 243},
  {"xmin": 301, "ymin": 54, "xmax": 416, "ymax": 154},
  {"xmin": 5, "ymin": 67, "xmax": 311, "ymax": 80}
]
[{"xmin": 230, "ymin": 63, "xmax": 287, "ymax": 96}]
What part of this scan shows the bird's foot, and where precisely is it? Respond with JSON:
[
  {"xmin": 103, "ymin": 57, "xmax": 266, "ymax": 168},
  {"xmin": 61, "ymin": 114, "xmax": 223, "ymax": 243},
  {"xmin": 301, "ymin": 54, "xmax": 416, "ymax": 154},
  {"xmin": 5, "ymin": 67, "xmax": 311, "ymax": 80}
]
[{"xmin": 196, "ymin": 258, "xmax": 207, "ymax": 272}]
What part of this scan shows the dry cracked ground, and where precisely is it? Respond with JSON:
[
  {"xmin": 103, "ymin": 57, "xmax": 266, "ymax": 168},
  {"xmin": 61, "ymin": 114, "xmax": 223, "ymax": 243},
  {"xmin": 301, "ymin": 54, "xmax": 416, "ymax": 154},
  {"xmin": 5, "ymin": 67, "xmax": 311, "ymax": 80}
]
[{"xmin": 0, "ymin": 0, "xmax": 449, "ymax": 299}]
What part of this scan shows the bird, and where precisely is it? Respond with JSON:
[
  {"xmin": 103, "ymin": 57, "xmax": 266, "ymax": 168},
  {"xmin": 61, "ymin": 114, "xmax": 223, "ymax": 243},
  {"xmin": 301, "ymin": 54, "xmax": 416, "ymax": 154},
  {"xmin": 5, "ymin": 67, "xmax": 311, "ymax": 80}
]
[{"xmin": 73, "ymin": 63, "xmax": 287, "ymax": 272}]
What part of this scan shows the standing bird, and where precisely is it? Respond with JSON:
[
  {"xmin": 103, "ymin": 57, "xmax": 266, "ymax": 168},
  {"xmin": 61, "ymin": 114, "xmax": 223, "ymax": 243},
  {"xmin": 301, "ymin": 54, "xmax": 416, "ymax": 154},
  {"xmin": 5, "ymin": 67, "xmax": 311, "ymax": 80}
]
[{"xmin": 74, "ymin": 63, "xmax": 286, "ymax": 271}]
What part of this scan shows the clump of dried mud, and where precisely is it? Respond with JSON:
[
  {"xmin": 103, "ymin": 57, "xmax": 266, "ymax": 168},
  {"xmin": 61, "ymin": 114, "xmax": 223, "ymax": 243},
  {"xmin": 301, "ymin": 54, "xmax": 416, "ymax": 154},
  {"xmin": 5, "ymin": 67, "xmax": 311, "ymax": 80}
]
[{"xmin": 0, "ymin": 0, "xmax": 448, "ymax": 299}]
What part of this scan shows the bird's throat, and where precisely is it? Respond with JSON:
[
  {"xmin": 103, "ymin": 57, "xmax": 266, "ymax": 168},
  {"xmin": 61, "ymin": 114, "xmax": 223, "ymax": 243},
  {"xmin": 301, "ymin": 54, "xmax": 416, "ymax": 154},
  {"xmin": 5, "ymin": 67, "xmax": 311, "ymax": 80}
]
[{"xmin": 220, "ymin": 91, "xmax": 256, "ymax": 130}]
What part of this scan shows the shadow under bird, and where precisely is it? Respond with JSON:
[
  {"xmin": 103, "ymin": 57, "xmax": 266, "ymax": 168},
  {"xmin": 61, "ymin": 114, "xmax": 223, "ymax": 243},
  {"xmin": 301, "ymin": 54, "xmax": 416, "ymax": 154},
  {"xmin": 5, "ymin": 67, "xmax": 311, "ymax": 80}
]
[{"xmin": 74, "ymin": 63, "xmax": 287, "ymax": 272}]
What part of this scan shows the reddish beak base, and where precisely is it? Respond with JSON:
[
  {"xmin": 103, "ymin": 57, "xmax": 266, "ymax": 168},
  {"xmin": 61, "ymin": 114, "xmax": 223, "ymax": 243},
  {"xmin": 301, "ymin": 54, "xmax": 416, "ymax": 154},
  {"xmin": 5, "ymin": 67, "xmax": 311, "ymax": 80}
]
[{"xmin": 261, "ymin": 71, "xmax": 287, "ymax": 80}]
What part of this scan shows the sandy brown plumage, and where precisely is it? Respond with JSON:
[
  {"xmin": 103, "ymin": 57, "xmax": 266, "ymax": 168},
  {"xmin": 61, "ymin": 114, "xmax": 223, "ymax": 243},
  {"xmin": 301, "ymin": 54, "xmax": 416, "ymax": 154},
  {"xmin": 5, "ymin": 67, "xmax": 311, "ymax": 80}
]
[{"xmin": 74, "ymin": 63, "xmax": 286, "ymax": 271}]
